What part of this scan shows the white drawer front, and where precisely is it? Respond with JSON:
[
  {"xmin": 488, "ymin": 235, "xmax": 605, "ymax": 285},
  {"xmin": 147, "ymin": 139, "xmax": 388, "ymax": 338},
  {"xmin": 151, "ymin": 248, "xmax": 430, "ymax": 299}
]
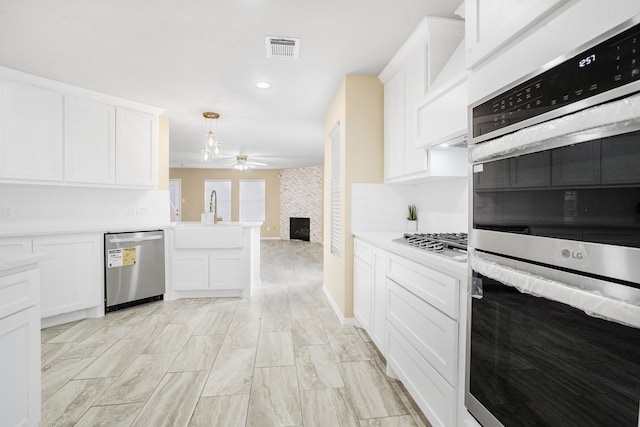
[
  {"xmin": 354, "ymin": 238, "xmax": 372, "ymax": 263},
  {"xmin": 387, "ymin": 278, "xmax": 458, "ymax": 385},
  {"xmin": 386, "ymin": 323, "xmax": 456, "ymax": 427},
  {"xmin": 0, "ymin": 269, "xmax": 39, "ymax": 319},
  {"xmin": 386, "ymin": 254, "xmax": 459, "ymax": 319}
]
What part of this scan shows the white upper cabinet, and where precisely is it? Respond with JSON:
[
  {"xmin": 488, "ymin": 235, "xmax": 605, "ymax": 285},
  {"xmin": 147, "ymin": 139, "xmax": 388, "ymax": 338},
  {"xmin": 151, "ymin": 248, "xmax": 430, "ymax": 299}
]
[
  {"xmin": 116, "ymin": 108, "xmax": 157, "ymax": 187},
  {"xmin": 64, "ymin": 96, "xmax": 116, "ymax": 184},
  {"xmin": 465, "ymin": 0, "xmax": 571, "ymax": 68},
  {"xmin": 0, "ymin": 66, "xmax": 161, "ymax": 189},
  {"xmin": 0, "ymin": 80, "xmax": 63, "ymax": 182},
  {"xmin": 379, "ymin": 16, "xmax": 464, "ymax": 183},
  {"xmin": 416, "ymin": 73, "xmax": 468, "ymax": 148}
]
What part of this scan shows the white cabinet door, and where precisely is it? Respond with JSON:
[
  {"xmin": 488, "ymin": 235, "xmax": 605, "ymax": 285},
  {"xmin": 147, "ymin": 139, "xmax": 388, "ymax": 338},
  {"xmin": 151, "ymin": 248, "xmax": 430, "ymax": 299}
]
[
  {"xmin": 116, "ymin": 108, "xmax": 156, "ymax": 187},
  {"xmin": 370, "ymin": 247, "xmax": 386, "ymax": 355},
  {"xmin": 353, "ymin": 256, "xmax": 372, "ymax": 331},
  {"xmin": 0, "ymin": 80, "xmax": 63, "ymax": 181},
  {"xmin": 383, "ymin": 70, "xmax": 406, "ymax": 181},
  {"xmin": 417, "ymin": 74, "xmax": 468, "ymax": 147},
  {"xmin": 466, "ymin": 0, "xmax": 570, "ymax": 67},
  {"xmin": 64, "ymin": 96, "xmax": 116, "ymax": 184},
  {"xmin": 0, "ymin": 305, "xmax": 40, "ymax": 427},
  {"xmin": 174, "ymin": 254, "xmax": 209, "ymax": 290},
  {"xmin": 209, "ymin": 255, "xmax": 243, "ymax": 290},
  {"xmin": 402, "ymin": 44, "xmax": 428, "ymax": 175},
  {"xmin": 34, "ymin": 234, "xmax": 101, "ymax": 318}
]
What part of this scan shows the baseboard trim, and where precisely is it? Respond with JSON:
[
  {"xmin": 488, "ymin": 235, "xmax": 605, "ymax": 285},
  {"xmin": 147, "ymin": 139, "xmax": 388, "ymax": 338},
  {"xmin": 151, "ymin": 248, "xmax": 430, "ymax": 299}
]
[{"xmin": 322, "ymin": 283, "xmax": 355, "ymax": 326}]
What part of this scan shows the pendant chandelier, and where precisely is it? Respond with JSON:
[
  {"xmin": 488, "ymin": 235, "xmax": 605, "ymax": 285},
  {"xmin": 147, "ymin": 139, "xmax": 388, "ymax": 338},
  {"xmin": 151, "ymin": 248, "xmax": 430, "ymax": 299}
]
[{"xmin": 201, "ymin": 112, "xmax": 221, "ymax": 161}]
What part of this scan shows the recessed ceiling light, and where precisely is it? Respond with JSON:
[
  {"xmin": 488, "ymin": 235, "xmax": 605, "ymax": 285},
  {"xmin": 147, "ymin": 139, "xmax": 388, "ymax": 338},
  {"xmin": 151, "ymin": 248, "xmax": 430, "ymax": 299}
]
[{"xmin": 256, "ymin": 81, "xmax": 271, "ymax": 89}]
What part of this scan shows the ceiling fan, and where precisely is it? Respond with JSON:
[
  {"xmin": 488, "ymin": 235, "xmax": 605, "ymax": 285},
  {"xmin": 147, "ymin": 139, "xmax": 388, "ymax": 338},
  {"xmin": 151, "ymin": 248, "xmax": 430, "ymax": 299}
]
[{"xmin": 213, "ymin": 154, "xmax": 268, "ymax": 170}]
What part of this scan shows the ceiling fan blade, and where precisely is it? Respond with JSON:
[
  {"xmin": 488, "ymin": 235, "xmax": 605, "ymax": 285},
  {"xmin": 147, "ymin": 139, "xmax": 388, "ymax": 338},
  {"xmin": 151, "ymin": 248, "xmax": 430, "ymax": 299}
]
[{"xmin": 248, "ymin": 160, "xmax": 267, "ymax": 166}]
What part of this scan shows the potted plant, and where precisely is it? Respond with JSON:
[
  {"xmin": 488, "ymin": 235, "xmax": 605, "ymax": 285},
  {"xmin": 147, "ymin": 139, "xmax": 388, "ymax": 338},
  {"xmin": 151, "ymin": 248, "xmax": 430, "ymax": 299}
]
[{"xmin": 407, "ymin": 204, "xmax": 417, "ymax": 231}]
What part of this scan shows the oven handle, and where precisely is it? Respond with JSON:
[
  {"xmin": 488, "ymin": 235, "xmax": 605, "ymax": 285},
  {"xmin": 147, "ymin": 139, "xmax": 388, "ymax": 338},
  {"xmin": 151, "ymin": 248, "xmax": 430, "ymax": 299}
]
[
  {"xmin": 469, "ymin": 249, "xmax": 640, "ymax": 329},
  {"xmin": 469, "ymin": 92, "xmax": 640, "ymax": 163}
]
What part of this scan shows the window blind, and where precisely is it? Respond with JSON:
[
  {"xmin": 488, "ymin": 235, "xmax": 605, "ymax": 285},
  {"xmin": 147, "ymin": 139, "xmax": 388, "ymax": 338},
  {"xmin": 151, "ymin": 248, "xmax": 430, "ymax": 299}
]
[{"xmin": 330, "ymin": 121, "xmax": 341, "ymax": 257}]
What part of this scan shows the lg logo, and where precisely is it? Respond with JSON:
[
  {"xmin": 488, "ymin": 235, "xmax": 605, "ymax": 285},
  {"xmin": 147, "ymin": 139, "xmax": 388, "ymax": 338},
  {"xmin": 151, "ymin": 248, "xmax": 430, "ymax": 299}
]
[{"xmin": 561, "ymin": 249, "xmax": 583, "ymax": 260}]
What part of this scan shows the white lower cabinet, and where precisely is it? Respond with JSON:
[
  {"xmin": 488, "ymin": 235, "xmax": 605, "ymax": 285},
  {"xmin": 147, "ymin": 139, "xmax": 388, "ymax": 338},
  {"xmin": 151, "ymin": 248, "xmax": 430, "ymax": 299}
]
[
  {"xmin": 353, "ymin": 237, "xmax": 467, "ymax": 427},
  {"xmin": 173, "ymin": 251, "xmax": 244, "ymax": 291},
  {"xmin": 353, "ymin": 255, "xmax": 373, "ymax": 331},
  {"xmin": 173, "ymin": 253, "xmax": 209, "ymax": 290},
  {"xmin": 209, "ymin": 255, "xmax": 242, "ymax": 290},
  {"xmin": 370, "ymin": 247, "xmax": 387, "ymax": 354},
  {"xmin": 387, "ymin": 278, "xmax": 459, "ymax": 385},
  {"xmin": 0, "ymin": 257, "xmax": 43, "ymax": 427},
  {"xmin": 33, "ymin": 234, "xmax": 102, "ymax": 318},
  {"xmin": 386, "ymin": 322, "xmax": 456, "ymax": 427}
]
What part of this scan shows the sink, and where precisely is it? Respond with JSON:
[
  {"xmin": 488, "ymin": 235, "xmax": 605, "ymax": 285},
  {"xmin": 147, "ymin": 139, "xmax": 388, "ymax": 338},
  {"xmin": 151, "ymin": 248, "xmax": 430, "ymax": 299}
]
[{"xmin": 174, "ymin": 224, "xmax": 243, "ymax": 249}]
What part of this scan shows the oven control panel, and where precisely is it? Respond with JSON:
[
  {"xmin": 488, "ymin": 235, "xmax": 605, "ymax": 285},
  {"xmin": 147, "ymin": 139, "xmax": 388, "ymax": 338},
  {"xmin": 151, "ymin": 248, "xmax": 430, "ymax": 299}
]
[{"xmin": 472, "ymin": 17, "xmax": 640, "ymax": 141}]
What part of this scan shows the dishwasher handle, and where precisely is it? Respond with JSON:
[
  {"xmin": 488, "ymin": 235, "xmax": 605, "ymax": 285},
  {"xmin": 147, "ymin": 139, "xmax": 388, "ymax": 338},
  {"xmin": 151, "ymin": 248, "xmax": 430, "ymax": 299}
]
[{"xmin": 108, "ymin": 235, "xmax": 163, "ymax": 244}]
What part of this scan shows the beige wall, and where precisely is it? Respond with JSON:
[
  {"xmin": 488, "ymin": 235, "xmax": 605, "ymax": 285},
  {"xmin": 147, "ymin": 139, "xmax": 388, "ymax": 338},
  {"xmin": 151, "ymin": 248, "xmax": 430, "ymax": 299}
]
[
  {"xmin": 169, "ymin": 168, "xmax": 281, "ymax": 238},
  {"xmin": 158, "ymin": 116, "xmax": 170, "ymax": 191},
  {"xmin": 323, "ymin": 75, "xmax": 384, "ymax": 319}
]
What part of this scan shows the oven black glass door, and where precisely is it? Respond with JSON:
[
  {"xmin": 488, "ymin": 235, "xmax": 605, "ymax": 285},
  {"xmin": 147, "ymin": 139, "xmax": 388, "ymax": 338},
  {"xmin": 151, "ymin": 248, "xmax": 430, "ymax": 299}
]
[
  {"xmin": 469, "ymin": 271, "xmax": 640, "ymax": 427},
  {"xmin": 473, "ymin": 130, "xmax": 640, "ymax": 248}
]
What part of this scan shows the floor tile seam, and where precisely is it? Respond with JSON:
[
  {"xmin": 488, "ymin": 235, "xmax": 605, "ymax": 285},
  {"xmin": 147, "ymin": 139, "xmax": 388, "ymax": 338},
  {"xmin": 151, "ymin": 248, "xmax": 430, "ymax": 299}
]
[
  {"xmin": 175, "ymin": 370, "xmax": 210, "ymax": 427},
  {"xmin": 54, "ymin": 377, "xmax": 115, "ymax": 427},
  {"xmin": 242, "ymin": 347, "xmax": 261, "ymax": 427}
]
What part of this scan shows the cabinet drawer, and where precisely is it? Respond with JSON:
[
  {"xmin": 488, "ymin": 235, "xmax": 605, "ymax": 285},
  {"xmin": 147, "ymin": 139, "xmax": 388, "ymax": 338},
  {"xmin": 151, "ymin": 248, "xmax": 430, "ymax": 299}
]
[
  {"xmin": 386, "ymin": 254, "xmax": 460, "ymax": 319},
  {"xmin": 386, "ymin": 323, "xmax": 456, "ymax": 427},
  {"xmin": 354, "ymin": 238, "xmax": 372, "ymax": 263},
  {"xmin": 0, "ymin": 269, "xmax": 39, "ymax": 320},
  {"xmin": 387, "ymin": 278, "xmax": 458, "ymax": 385}
]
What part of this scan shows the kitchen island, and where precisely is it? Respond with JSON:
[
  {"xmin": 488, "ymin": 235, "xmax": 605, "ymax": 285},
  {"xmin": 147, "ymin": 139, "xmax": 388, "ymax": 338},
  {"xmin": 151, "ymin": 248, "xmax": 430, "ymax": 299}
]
[
  {"xmin": 0, "ymin": 253, "xmax": 49, "ymax": 427},
  {"xmin": 164, "ymin": 221, "xmax": 261, "ymax": 299}
]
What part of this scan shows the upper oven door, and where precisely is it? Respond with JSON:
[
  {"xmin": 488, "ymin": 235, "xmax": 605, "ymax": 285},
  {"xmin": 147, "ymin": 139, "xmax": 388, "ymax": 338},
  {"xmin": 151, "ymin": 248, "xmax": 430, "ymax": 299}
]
[{"xmin": 471, "ymin": 128, "xmax": 640, "ymax": 285}]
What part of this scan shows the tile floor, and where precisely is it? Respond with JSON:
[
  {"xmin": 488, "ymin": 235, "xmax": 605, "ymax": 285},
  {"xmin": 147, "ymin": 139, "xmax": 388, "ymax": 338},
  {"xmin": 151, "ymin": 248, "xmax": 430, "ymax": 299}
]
[{"xmin": 40, "ymin": 239, "xmax": 432, "ymax": 427}]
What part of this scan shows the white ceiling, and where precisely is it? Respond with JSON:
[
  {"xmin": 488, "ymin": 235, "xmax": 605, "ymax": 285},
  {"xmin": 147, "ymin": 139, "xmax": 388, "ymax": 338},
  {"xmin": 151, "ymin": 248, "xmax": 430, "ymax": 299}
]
[{"xmin": 0, "ymin": 0, "xmax": 462, "ymax": 170}]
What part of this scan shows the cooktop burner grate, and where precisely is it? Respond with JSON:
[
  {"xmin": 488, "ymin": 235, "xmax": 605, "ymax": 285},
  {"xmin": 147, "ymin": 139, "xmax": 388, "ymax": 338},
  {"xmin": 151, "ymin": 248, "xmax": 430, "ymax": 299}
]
[{"xmin": 393, "ymin": 232, "xmax": 468, "ymax": 261}]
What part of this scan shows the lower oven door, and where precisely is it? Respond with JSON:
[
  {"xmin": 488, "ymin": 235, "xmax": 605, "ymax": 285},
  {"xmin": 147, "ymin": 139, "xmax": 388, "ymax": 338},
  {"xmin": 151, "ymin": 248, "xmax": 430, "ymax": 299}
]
[{"xmin": 465, "ymin": 252, "xmax": 640, "ymax": 427}]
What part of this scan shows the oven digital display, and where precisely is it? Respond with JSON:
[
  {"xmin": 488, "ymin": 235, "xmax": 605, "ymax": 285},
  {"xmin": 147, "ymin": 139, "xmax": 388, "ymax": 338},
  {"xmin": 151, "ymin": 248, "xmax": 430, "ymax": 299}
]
[{"xmin": 472, "ymin": 21, "xmax": 640, "ymax": 139}]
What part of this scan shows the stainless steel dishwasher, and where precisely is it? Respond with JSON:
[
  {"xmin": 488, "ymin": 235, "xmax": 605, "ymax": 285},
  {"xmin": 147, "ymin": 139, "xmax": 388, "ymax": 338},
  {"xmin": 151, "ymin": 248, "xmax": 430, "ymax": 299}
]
[{"xmin": 104, "ymin": 230, "xmax": 165, "ymax": 312}]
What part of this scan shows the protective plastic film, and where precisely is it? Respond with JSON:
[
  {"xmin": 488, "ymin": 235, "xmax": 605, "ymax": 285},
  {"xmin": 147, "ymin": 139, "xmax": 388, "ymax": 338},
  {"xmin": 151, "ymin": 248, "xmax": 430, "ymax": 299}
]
[
  {"xmin": 470, "ymin": 91, "xmax": 640, "ymax": 163},
  {"xmin": 469, "ymin": 250, "xmax": 640, "ymax": 329}
]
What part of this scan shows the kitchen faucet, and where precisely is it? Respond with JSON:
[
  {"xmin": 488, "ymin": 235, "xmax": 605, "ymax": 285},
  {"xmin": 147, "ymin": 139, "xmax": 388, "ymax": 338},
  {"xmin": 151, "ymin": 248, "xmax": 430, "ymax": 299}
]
[{"xmin": 208, "ymin": 190, "xmax": 222, "ymax": 224}]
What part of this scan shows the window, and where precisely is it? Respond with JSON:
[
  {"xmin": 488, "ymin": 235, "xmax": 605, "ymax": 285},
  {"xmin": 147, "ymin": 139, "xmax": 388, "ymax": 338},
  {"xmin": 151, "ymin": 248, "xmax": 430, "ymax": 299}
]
[
  {"xmin": 240, "ymin": 179, "xmax": 265, "ymax": 222},
  {"xmin": 204, "ymin": 180, "xmax": 231, "ymax": 221},
  {"xmin": 330, "ymin": 121, "xmax": 340, "ymax": 256}
]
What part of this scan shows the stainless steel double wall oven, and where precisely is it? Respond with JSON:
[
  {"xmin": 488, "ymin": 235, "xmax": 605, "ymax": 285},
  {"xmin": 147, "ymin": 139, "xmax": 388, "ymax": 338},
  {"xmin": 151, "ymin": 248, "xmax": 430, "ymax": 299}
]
[{"xmin": 466, "ymin": 15, "xmax": 640, "ymax": 427}]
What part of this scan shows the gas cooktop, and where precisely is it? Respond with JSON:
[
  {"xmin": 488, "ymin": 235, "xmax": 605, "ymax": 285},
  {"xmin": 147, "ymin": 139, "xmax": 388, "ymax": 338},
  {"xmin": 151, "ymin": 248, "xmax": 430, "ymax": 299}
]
[{"xmin": 392, "ymin": 232, "xmax": 468, "ymax": 262}]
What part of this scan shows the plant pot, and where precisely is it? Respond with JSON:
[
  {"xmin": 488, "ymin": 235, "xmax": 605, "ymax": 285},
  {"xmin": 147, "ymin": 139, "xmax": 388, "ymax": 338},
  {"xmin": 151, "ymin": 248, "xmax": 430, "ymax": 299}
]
[{"xmin": 407, "ymin": 220, "xmax": 417, "ymax": 231}]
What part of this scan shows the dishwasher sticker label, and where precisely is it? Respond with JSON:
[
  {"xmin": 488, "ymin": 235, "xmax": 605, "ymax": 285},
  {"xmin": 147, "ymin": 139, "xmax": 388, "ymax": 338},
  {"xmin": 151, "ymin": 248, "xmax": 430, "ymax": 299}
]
[{"xmin": 107, "ymin": 248, "xmax": 137, "ymax": 268}]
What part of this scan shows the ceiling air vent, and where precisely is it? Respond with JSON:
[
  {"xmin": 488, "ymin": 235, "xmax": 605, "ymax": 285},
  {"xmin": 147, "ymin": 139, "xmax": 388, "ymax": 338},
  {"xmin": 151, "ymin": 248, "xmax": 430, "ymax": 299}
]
[{"xmin": 265, "ymin": 36, "xmax": 301, "ymax": 59}]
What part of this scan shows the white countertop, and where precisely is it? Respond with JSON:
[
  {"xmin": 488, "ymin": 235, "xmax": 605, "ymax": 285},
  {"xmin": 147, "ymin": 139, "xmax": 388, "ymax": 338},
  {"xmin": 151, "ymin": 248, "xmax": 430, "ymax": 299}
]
[
  {"xmin": 353, "ymin": 231, "xmax": 468, "ymax": 276},
  {"xmin": 0, "ymin": 223, "xmax": 171, "ymax": 238},
  {"xmin": 0, "ymin": 221, "xmax": 262, "ymax": 238},
  {"xmin": 172, "ymin": 221, "xmax": 263, "ymax": 228},
  {"xmin": 0, "ymin": 253, "xmax": 50, "ymax": 272}
]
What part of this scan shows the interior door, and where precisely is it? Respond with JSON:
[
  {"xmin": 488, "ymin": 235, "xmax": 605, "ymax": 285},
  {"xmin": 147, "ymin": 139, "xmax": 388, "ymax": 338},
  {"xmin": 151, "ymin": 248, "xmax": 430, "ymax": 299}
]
[{"xmin": 169, "ymin": 179, "xmax": 182, "ymax": 222}]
